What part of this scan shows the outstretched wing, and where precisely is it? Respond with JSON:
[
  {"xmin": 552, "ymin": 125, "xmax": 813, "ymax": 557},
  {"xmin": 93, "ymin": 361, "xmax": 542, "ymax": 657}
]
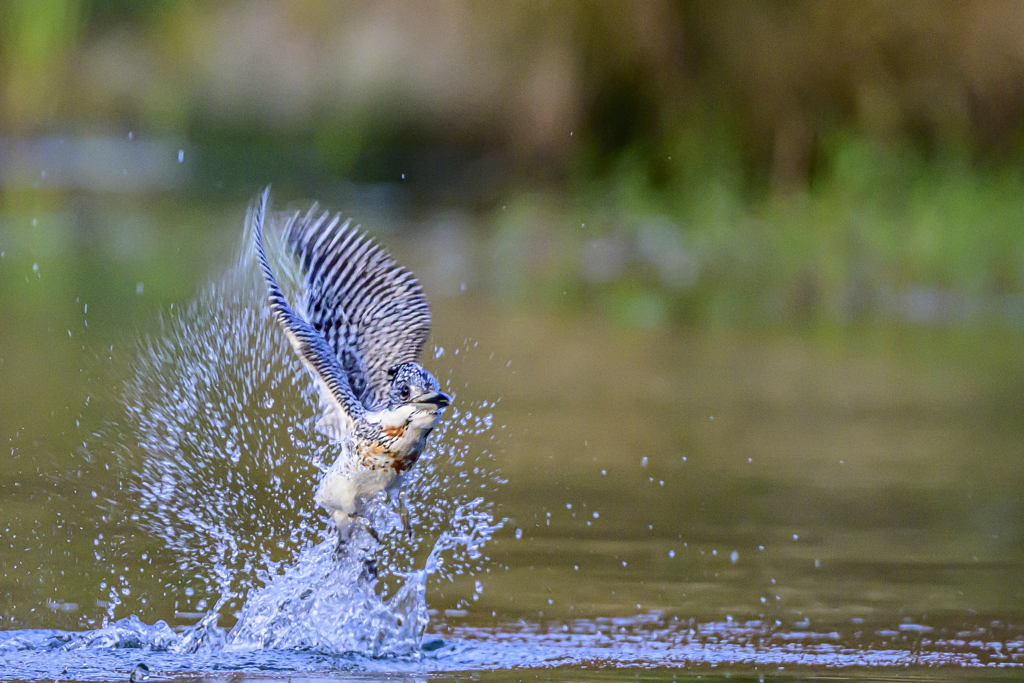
[
  {"xmin": 250, "ymin": 188, "xmax": 367, "ymax": 434},
  {"xmin": 284, "ymin": 205, "xmax": 432, "ymax": 408}
]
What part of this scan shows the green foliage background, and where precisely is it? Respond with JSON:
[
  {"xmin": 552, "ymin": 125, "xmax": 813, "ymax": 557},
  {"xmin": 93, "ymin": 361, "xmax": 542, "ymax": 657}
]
[{"xmin": 3, "ymin": 0, "xmax": 1024, "ymax": 325}]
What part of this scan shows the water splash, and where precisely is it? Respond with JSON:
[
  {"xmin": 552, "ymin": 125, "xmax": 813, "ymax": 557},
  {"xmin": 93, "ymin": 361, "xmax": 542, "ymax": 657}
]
[
  {"xmin": 228, "ymin": 492, "xmax": 501, "ymax": 654},
  {"xmin": 3, "ymin": 613, "xmax": 1021, "ymax": 678},
  {"xmin": 83, "ymin": 219, "xmax": 504, "ymax": 654}
]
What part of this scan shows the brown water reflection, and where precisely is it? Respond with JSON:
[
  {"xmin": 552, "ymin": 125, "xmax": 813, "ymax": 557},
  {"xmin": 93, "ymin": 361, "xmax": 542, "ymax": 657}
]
[
  {"xmin": 1, "ymin": 202, "xmax": 1023, "ymax": 652},
  {"xmin": 438, "ymin": 301, "xmax": 1024, "ymax": 628}
]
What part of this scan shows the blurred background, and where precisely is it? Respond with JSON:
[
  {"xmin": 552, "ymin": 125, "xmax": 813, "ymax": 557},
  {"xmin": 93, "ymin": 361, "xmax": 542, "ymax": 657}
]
[
  {"xmin": 1, "ymin": 0, "xmax": 1023, "ymax": 636},
  {"xmin": 5, "ymin": 1, "xmax": 1024, "ymax": 323}
]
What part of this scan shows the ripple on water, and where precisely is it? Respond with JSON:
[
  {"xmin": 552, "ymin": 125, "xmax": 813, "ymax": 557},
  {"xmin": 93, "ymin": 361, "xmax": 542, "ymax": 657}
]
[{"xmin": 1, "ymin": 614, "xmax": 1022, "ymax": 679}]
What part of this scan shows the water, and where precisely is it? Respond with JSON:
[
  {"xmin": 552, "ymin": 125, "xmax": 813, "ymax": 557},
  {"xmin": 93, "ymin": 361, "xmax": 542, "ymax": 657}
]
[
  {"xmin": 2, "ymin": 209, "xmax": 507, "ymax": 676},
  {"xmin": 81, "ymin": 244, "xmax": 501, "ymax": 644},
  {"xmin": 2, "ymin": 200, "xmax": 1024, "ymax": 681},
  {"xmin": 1, "ymin": 613, "xmax": 1021, "ymax": 678}
]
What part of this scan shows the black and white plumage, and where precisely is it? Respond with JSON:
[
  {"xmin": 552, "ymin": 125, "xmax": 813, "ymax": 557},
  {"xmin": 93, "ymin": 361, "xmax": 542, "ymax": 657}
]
[
  {"xmin": 250, "ymin": 188, "xmax": 450, "ymax": 542},
  {"xmin": 286, "ymin": 204, "xmax": 432, "ymax": 410}
]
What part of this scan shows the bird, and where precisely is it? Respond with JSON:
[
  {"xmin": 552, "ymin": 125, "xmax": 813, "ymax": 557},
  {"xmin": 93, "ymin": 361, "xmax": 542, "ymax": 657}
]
[{"xmin": 250, "ymin": 188, "xmax": 450, "ymax": 549}]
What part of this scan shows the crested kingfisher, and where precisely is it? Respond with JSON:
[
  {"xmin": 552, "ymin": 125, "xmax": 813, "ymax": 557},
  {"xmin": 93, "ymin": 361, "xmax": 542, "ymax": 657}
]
[{"xmin": 250, "ymin": 188, "xmax": 450, "ymax": 547}]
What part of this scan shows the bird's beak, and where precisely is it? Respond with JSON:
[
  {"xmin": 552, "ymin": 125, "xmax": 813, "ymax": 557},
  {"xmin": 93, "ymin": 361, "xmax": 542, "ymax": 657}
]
[{"xmin": 413, "ymin": 391, "xmax": 451, "ymax": 410}]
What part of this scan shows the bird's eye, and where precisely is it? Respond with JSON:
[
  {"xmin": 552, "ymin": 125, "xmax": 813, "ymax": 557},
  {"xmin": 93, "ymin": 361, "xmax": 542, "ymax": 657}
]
[{"xmin": 399, "ymin": 386, "xmax": 411, "ymax": 401}]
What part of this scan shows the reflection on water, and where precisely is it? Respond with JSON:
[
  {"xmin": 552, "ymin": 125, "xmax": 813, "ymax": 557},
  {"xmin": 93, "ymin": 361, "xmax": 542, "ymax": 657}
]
[{"xmin": 1, "ymin": 199, "xmax": 1023, "ymax": 679}]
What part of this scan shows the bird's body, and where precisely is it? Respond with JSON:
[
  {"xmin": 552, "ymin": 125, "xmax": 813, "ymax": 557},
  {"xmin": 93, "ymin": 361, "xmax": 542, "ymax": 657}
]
[{"xmin": 250, "ymin": 188, "xmax": 449, "ymax": 544}]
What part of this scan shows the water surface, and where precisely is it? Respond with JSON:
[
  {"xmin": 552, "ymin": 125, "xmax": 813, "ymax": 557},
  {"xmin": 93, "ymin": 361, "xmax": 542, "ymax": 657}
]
[{"xmin": 1, "ymin": 198, "xmax": 1022, "ymax": 680}]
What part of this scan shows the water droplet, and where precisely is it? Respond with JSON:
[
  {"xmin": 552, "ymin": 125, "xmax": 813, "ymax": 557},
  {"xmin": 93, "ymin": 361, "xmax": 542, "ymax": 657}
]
[
  {"xmin": 178, "ymin": 149, "xmax": 184, "ymax": 162},
  {"xmin": 731, "ymin": 550, "xmax": 739, "ymax": 563},
  {"xmin": 129, "ymin": 663, "xmax": 149, "ymax": 683},
  {"xmin": 641, "ymin": 457, "xmax": 648, "ymax": 467}
]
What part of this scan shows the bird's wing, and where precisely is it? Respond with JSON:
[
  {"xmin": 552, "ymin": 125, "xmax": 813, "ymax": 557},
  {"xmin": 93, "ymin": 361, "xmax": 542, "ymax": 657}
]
[
  {"xmin": 250, "ymin": 188, "xmax": 367, "ymax": 433},
  {"xmin": 284, "ymin": 205, "xmax": 432, "ymax": 408}
]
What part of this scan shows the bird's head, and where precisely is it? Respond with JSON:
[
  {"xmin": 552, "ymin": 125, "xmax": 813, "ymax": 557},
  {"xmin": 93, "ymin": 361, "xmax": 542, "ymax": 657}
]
[
  {"xmin": 362, "ymin": 362, "xmax": 450, "ymax": 460},
  {"xmin": 386, "ymin": 362, "xmax": 450, "ymax": 415}
]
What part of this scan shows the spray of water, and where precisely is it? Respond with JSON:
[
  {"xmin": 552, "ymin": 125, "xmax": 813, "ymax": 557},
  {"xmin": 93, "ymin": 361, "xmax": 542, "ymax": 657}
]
[{"xmin": 84, "ymin": 218, "xmax": 503, "ymax": 655}]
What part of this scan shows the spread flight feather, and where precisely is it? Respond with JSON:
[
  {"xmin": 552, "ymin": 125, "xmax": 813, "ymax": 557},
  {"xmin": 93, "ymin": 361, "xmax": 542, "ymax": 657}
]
[
  {"xmin": 249, "ymin": 187, "xmax": 432, "ymax": 439},
  {"xmin": 284, "ymin": 203, "xmax": 432, "ymax": 410}
]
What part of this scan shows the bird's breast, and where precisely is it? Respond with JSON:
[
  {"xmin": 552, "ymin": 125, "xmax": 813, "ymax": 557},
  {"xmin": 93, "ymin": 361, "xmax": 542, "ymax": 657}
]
[
  {"xmin": 357, "ymin": 438, "xmax": 420, "ymax": 473},
  {"xmin": 360, "ymin": 406, "xmax": 440, "ymax": 473}
]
